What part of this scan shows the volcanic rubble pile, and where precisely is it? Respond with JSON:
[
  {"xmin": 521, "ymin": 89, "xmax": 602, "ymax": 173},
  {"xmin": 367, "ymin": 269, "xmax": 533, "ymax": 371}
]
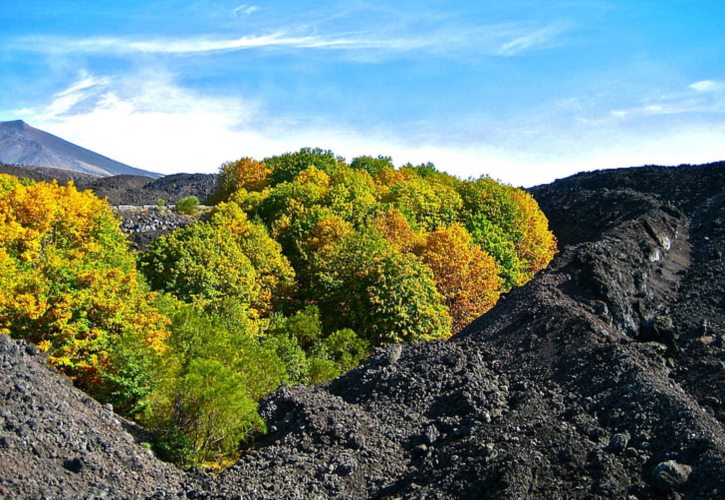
[
  {"xmin": 116, "ymin": 207, "xmax": 195, "ymax": 250},
  {"xmin": 0, "ymin": 335, "xmax": 192, "ymax": 498},
  {"xmin": 0, "ymin": 162, "xmax": 723, "ymax": 499}
]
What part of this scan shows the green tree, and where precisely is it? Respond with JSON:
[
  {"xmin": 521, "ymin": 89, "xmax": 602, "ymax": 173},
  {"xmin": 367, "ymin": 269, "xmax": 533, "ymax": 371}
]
[
  {"xmin": 266, "ymin": 147, "xmax": 342, "ymax": 186},
  {"xmin": 147, "ymin": 301, "xmax": 285, "ymax": 465},
  {"xmin": 350, "ymin": 155, "xmax": 394, "ymax": 176},
  {"xmin": 314, "ymin": 230, "xmax": 451, "ymax": 344},
  {"xmin": 141, "ymin": 203, "xmax": 294, "ymax": 316},
  {"xmin": 140, "ymin": 221, "xmax": 261, "ymax": 312},
  {"xmin": 321, "ymin": 328, "xmax": 370, "ymax": 372}
]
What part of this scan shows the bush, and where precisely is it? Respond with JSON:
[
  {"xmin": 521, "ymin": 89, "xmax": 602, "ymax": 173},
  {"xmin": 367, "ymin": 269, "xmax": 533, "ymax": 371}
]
[
  {"xmin": 146, "ymin": 301, "xmax": 286, "ymax": 465},
  {"xmin": 175, "ymin": 195, "xmax": 200, "ymax": 216},
  {"xmin": 322, "ymin": 328, "xmax": 370, "ymax": 372}
]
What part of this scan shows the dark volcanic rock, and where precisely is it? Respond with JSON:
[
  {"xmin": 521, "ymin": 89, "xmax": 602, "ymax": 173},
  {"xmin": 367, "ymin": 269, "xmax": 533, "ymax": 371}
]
[
  {"xmin": 116, "ymin": 207, "xmax": 195, "ymax": 249},
  {"xmin": 0, "ymin": 162, "xmax": 723, "ymax": 499},
  {"xmin": 0, "ymin": 161, "xmax": 98, "ymax": 184},
  {"xmin": 0, "ymin": 334, "xmax": 198, "ymax": 498},
  {"xmin": 0, "ymin": 161, "xmax": 218, "ymax": 206}
]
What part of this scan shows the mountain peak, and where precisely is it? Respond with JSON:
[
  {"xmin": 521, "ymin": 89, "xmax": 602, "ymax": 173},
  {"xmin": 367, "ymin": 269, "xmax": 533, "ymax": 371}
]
[
  {"xmin": 1, "ymin": 119, "xmax": 29, "ymax": 130},
  {"xmin": 0, "ymin": 120, "xmax": 160, "ymax": 178}
]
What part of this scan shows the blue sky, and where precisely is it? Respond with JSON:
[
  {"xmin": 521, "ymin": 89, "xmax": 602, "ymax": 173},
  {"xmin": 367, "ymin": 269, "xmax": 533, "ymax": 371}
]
[{"xmin": 1, "ymin": 1, "xmax": 724, "ymax": 185}]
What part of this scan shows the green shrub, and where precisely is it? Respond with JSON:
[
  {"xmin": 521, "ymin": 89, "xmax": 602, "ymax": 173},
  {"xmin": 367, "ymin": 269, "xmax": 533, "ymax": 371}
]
[
  {"xmin": 322, "ymin": 328, "xmax": 370, "ymax": 372},
  {"xmin": 175, "ymin": 195, "xmax": 200, "ymax": 216},
  {"xmin": 308, "ymin": 357, "xmax": 341, "ymax": 384},
  {"xmin": 146, "ymin": 301, "xmax": 285, "ymax": 466}
]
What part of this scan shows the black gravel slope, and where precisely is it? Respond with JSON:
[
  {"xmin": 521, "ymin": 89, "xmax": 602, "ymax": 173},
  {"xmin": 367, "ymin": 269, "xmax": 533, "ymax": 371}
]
[{"xmin": 0, "ymin": 335, "xmax": 196, "ymax": 498}]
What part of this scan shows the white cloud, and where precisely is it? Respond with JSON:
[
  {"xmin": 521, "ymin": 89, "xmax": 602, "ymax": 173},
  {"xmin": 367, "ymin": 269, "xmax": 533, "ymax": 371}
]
[
  {"xmin": 496, "ymin": 25, "xmax": 565, "ymax": 56},
  {"xmin": 14, "ymin": 72, "xmax": 725, "ymax": 186},
  {"xmin": 15, "ymin": 72, "xmax": 262, "ymax": 173},
  {"xmin": 56, "ymin": 72, "xmax": 111, "ymax": 97},
  {"xmin": 232, "ymin": 4, "xmax": 259, "ymax": 17},
  {"xmin": 18, "ymin": 22, "xmax": 566, "ymax": 59},
  {"xmin": 609, "ymin": 103, "xmax": 674, "ymax": 119},
  {"xmin": 689, "ymin": 80, "xmax": 725, "ymax": 93}
]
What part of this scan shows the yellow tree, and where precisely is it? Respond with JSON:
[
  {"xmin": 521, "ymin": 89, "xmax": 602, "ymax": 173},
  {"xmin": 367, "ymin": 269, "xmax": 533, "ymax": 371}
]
[
  {"xmin": 0, "ymin": 176, "xmax": 168, "ymax": 391},
  {"xmin": 381, "ymin": 176, "xmax": 463, "ymax": 231},
  {"xmin": 420, "ymin": 224, "xmax": 502, "ymax": 334},
  {"xmin": 507, "ymin": 188, "xmax": 558, "ymax": 275}
]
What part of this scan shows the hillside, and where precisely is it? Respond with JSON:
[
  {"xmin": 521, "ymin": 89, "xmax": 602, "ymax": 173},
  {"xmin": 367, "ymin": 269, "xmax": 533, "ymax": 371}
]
[
  {"xmin": 0, "ymin": 161, "xmax": 217, "ymax": 206},
  {"xmin": 0, "ymin": 120, "xmax": 160, "ymax": 178},
  {"xmin": 0, "ymin": 162, "xmax": 98, "ymax": 184},
  {"xmin": 0, "ymin": 162, "xmax": 723, "ymax": 498},
  {"xmin": 78, "ymin": 172, "xmax": 218, "ymax": 205}
]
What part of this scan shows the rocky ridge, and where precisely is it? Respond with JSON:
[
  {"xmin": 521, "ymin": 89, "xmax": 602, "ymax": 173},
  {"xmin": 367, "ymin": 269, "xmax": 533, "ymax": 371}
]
[
  {"xmin": 0, "ymin": 162, "xmax": 723, "ymax": 498},
  {"xmin": 79, "ymin": 173, "xmax": 218, "ymax": 206},
  {"xmin": 0, "ymin": 335, "xmax": 192, "ymax": 498}
]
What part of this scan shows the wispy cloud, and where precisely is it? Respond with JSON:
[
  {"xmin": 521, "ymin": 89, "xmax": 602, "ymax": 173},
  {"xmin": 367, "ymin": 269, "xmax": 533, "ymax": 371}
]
[
  {"xmin": 55, "ymin": 72, "xmax": 111, "ymax": 97},
  {"xmin": 496, "ymin": 24, "xmax": 566, "ymax": 56},
  {"xmin": 26, "ymin": 33, "xmax": 380, "ymax": 55},
  {"xmin": 232, "ymin": 4, "xmax": 259, "ymax": 17},
  {"xmin": 27, "ymin": 72, "xmax": 113, "ymax": 120},
  {"xmin": 16, "ymin": 22, "xmax": 566, "ymax": 59},
  {"xmin": 608, "ymin": 81, "xmax": 725, "ymax": 120},
  {"xmin": 689, "ymin": 80, "xmax": 725, "ymax": 93}
]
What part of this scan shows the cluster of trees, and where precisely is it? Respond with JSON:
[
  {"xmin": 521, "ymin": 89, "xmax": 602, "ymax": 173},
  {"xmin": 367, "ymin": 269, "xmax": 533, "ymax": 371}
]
[
  {"xmin": 208, "ymin": 149, "xmax": 556, "ymax": 336},
  {"xmin": 0, "ymin": 150, "xmax": 555, "ymax": 467}
]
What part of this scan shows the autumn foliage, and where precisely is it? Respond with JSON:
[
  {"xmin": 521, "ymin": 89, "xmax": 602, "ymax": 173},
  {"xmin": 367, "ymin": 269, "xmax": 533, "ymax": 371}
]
[
  {"xmin": 0, "ymin": 175, "xmax": 168, "ymax": 390},
  {"xmin": 420, "ymin": 224, "xmax": 501, "ymax": 333},
  {"xmin": 0, "ymin": 148, "xmax": 556, "ymax": 467}
]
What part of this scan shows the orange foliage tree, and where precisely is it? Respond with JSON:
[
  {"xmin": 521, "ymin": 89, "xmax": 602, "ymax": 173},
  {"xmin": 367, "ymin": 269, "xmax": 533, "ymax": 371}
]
[
  {"xmin": 214, "ymin": 157, "xmax": 271, "ymax": 202},
  {"xmin": 371, "ymin": 208, "xmax": 425, "ymax": 253},
  {"xmin": 420, "ymin": 224, "xmax": 502, "ymax": 333}
]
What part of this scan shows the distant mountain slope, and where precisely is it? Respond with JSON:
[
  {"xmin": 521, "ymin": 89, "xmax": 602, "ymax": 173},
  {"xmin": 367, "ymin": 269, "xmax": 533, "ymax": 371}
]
[
  {"xmin": 0, "ymin": 120, "xmax": 160, "ymax": 178},
  {"xmin": 0, "ymin": 162, "xmax": 98, "ymax": 184},
  {"xmin": 78, "ymin": 172, "xmax": 218, "ymax": 205}
]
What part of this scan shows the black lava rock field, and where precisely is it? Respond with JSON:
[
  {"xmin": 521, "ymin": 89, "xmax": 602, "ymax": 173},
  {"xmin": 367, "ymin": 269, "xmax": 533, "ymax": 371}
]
[{"xmin": 1, "ymin": 162, "xmax": 723, "ymax": 498}]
